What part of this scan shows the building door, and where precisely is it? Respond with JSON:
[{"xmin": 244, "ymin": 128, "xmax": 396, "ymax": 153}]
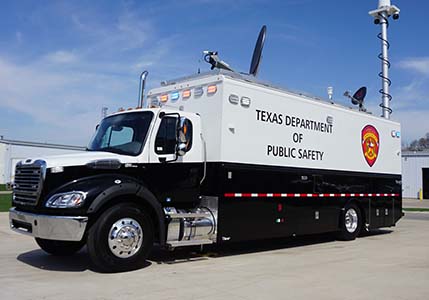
[{"xmin": 422, "ymin": 168, "xmax": 429, "ymax": 199}]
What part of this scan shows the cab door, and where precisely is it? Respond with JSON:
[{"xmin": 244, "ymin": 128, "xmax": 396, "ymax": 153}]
[{"xmin": 146, "ymin": 112, "xmax": 204, "ymax": 204}]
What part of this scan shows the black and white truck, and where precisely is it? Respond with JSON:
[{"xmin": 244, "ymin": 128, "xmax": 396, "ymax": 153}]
[{"xmin": 9, "ymin": 8, "xmax": 402, "ymax": 272}]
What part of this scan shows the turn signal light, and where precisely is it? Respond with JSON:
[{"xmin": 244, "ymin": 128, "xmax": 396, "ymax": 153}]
[
  {"xmin": 207, "ymin": 85, "xmax": 217, "ymax": 94},
  {"xmin": 182, "ymin": 89, "xmax": 191, "ymax": 99}
]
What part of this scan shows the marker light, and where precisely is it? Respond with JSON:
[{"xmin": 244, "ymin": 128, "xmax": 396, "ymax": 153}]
[
  {"xmin": 240, "ymin": 96, "xmax": 251, "ymax": 107},
  {"xmin": 160, "ymin": 94, "xmax": 169, "ymax": 102},
  {"xmin": 229, "ymin": 94, "xmax": 239, "ymax": 104},
  {"xmin": 207, "ymin": 85, "xmax": 217, "ymax": 94},
  {"xmin": 149, "ymin": 97, "xmax": 160, "ymax": 108},
  {"xmin": 171, "ymin": 91, "xmax": 180, "ymax": 101},
  {"xmin": 194, "ymin": 87, "xmax": 204, "ymax": 97},
  {"xmin": 182, "ymin": 89, "xmax": 191, "ymax": 99}
]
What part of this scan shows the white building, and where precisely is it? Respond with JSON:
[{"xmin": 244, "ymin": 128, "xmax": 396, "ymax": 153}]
[
  {"xmin": 402, "ymin": 150, "xmax": 429, "ymax": 199},
  {"xmin": 0, "ymin": 138, "xmax": 85, "ymax": 185}
]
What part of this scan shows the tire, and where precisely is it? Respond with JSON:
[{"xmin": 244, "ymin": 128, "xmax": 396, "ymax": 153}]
[
  {"xmin": 87, "ymin": 203, "xmax": 154, "ymax": 273},
  {"xmin": 35, "ymin": 238, "xmax": 85, "ymax": 256},
  {"xmin": 337, "ymin": 203, "xmax": 362, "ymax": 241}
]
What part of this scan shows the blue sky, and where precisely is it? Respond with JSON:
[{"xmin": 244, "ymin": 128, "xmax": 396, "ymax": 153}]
[{"xmin": 0, "ymin": 0, "xmax": 428, "ymax": 146}]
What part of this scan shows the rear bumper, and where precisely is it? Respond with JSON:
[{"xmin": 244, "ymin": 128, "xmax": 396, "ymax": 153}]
[{"xmin": 9, "ymin": 207, "xmax": 88, "ymax": 241}]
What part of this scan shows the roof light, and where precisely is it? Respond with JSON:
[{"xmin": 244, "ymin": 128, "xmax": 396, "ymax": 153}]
[
  {"xmin": 171, "ymin": 91, "xmax": 180, "ymax": 101},
  {"xmin": 182, "ymin": 89, "xmax": 191, "ymax": 99},
  {"xmin": 207, "ymin": 84, "xmax": 217, "ymax": 94},
  {"xmin": 229, "ymin": 94, "xmax": 239, "ymax": 104},
  {"xmin": 194, "ymin": 86, "xmax": 204, "ymax": 97},
  {"xmin": 149, "ymin": 97, "xmax": 160, "ymax": 108},
  {"xmin": 160, "ymin": 94, "xmax": 169, "ymax": 102},
  {"xmin": 241, "ymin": 96, "xmax": 251, "ymax": 107}
]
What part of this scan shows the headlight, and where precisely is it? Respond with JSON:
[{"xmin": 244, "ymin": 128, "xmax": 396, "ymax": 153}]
[{"xmin": 46, "ymin": 191, "xmax": 87, "ymax": 208}]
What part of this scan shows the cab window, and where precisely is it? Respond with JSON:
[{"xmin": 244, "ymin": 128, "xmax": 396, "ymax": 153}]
[{"xmin": 155, "ymin": 117, "xmax": 177, "ymax": 154}]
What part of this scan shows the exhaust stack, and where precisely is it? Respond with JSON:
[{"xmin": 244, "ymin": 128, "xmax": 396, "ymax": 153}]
[{"xmin": 138, "ymin": 70, "xmax": 149, "ymax": 108}]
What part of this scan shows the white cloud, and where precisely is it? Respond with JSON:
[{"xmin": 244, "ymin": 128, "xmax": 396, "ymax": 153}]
[
  {"xmin": 0, "ymin": 6, "xmax": 187, "ymax": 145},
  {"xmin": 398, "ymin": 57, "xmax": 429, "ymax": 76},
  {"xmin": 44, "ymin": 50, "xmax": 78, "ymax": 64},
  {"xmin": 392, "ymin": 110, "xmax": 429, "ymax": 143}
]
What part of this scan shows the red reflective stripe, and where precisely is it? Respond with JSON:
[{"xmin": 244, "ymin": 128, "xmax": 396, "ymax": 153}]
[{"xmin": 224, "ymin": 193, "xmax": 399, "ymax": 198}]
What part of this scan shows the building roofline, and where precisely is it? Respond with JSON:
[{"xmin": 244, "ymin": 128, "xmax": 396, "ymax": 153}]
[
  {"xmin": 402, "ymin": 150, "xmax": 429, "ymax": 157},
  {"xmin": 0, "ymin": 138, "xmax": 86, "ymax": 151}
]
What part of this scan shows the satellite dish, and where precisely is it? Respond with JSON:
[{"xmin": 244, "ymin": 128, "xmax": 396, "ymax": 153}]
[
  {"xmin": 249, "ymin": 25, "xmax": 267, "ymax": 76},
  {"xmin": 344, "ymin": 86, "xmax": 367, "ymax": 112},
  {"xmin": 352, "ymin": 86, "xmax": 367, "ymax": 105},
  {"xmin": 203, "ymin": 25, "xmax": 267, "ymax": 76}
]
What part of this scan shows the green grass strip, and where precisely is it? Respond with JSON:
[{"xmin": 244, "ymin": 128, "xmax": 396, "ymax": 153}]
[
  {"xmin": 0, "ymin": 194, "xmax": 12, "ymax": 212},
  {"xmin": 403, "ymin": 208, "xmax": 429, "ymax": 212}
]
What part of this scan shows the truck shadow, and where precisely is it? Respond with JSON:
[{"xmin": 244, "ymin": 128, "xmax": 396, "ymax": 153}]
[
  {"xmin": 149, "ymin": 229, "xmax": 392, "ymax": 263},
  {"xmin": 16, "ymin": 229, "xmax": 392, "ymax": 272},
  {"xmin": 16, "ymin": 247, "xmax": 152, "ymax": 273}
]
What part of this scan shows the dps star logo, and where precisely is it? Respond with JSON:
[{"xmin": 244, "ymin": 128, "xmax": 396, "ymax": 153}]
[{"xmin": 361, "ymin": 125, "xmax": 379, "ymax": 167}]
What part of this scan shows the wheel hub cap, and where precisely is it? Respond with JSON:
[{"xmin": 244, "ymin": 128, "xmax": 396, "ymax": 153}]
[
  {"xmin": 108, "ymin": 218, "xmax": 143, "ymax": 258},
  {"xmin": 345, "ymin": 208, "xmax": 358, "ymax": 233}
]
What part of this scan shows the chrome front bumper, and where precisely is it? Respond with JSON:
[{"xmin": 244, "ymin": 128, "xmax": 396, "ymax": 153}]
[{"xmin": 9, "ymin": 208, "xmax": 88, "ymax": 241}]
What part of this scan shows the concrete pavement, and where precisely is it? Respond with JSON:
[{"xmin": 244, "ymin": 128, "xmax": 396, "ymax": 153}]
[
  {"xmin": 403, "ymin": 198, "xmax": 429, "ymax": 209},
  {"xmin": 0, "ymin": 212, "xmax": 428, "ymax": 300}
]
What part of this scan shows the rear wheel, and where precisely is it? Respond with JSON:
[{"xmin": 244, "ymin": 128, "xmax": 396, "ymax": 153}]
[
  {"xmin": 87, "ymin": 203, "xmax": 154, "ymax": 273},
  {"xmin": 35, "ymin": 238, "xmax": 85, "ymax": 256},
  {"xmin": 337, "ymin": 203, "xmax": 362, "ymax": 241}
]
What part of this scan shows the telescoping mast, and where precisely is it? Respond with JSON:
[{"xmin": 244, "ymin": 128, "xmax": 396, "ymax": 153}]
[{"xmin": 369, "ymin": 0, "xmax": 400, "ymax": 119}]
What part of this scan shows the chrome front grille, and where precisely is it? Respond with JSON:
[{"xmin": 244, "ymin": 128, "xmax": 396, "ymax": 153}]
[{"xmin": 13, "ymin": 160, "xmax": 46, "ymax": 206}]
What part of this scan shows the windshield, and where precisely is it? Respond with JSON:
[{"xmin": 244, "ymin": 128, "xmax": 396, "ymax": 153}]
[{"xmin": 87, "ymin": 111, "xmax": 154, "ymax": 156}]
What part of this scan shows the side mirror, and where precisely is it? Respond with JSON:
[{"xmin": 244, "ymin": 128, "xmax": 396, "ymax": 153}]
[
  {"xmin": 177, "ymin": 143, "xmax": 187, "ymax": 156},
  {"xmin": 176, "ymin": 117, "xmax": 193, "ymax": 157}
]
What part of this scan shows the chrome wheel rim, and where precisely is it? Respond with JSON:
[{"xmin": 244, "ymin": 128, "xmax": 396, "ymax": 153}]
[
  {"xmin": 108, "ymin": 218, "xmax": 143, "ymax": 258},
  {"xmin": 345, "ymin": 208, "xmax": 358, "ymax": 233}
]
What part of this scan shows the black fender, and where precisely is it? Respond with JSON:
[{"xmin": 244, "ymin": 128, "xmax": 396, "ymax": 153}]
[{"xmin": 47, "ymin": 174, "xmax": 166, "ymax": 245}]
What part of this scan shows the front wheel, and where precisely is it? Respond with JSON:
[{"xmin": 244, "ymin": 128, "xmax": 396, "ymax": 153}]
[
  {"xmin": 337, "ymin": 203, "xmax": 362, "ymax": 241},
  {"xmin": 35, "ymin": 238, "xmax": 85, "ymax": 256},
  {"xmin": 87, "ymin": 203, "xmax": 154, "ymax": 273}
]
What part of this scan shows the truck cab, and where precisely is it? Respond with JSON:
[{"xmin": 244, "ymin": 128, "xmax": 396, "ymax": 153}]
[{"xmin": 10, "ymin": 107, "xmax": 216, "ymax": 272}]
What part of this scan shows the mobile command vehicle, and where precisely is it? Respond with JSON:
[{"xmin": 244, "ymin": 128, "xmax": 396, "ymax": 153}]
[{"xmin": 9, "ymin": 4, "xmax": 403, "ymax": 272}]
